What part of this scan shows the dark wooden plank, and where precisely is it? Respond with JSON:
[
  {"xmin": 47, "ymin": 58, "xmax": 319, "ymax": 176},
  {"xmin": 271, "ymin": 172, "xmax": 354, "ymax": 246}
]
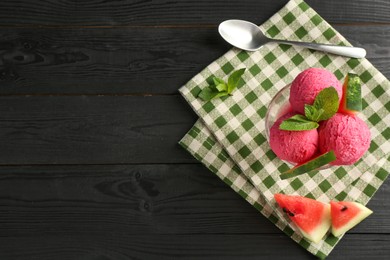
[
  {"xmin": 0, "ymin": 164, "xmax": 388, "ymax": 235},
  {"xmin": 328, "ymin": 234, "xmax": 390, "ymax": 259},
  {"xmin": 0, "ymin": 96, "xmax": 198, "ymax": 164},
  {"xmin": 0, "ymin": 0, "xmax": 389, "ymax": 26},
  {"xmin": 0, "ymin": 27, "xmax": 228, "ymax": 94},
  {"xmin": 2, "ymin": 233, "xmax": 390, "ymax": 260},
  {"xmin": 0, "ymin": 0, "xmax": 287, "ymax": 26},
  {"xmin": 0, "ymin": 164, "xmax": 275, "ymax": 235},
  {"xmin": 1, "ymin": 233, "xmax": 388, "ymax": 259},
  {"xmin": 0, "ymin": 164, "xmax": 388, "ymax": 259},
  {"xmin": 0, "ymin": 25, "xmax": 389, "ymax": 94},
  {"xmin": 0, "ymin": 234, "xmax": 315, "ymax": 259}
]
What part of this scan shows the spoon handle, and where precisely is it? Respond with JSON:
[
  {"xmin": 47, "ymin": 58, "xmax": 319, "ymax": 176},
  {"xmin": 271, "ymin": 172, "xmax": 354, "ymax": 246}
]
[{"xmin": 272, "ymin": 39, "xmax": 366, "ymax": 59}]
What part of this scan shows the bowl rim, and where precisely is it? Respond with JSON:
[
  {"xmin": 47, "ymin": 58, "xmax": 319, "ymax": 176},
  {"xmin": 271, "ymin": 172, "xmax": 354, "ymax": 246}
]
[{"xmin": 264, "ymin": 83, "xmax": 291, "ymax": 142}]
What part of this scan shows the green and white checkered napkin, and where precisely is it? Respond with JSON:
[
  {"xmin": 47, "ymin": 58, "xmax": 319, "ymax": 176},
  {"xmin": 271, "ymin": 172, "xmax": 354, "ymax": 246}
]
[{"xmin": 179, "ymin": 0, "xmax": 390, "ymax": 258}]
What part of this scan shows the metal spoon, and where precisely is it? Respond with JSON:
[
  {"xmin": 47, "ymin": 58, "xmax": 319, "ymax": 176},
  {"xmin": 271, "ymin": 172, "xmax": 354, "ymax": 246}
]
[{"xmin": 218, "ymin": 20, "xmax": 366, "ymax": 58}]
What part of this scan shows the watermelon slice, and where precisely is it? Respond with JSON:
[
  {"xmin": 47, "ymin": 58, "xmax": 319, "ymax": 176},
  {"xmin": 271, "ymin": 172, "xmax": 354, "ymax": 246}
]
[
  {"xmin": 330, "ymin": 201, "xmax": 373, "ymax": 237},
  {"xmin": 280, "ymin": 150, "xmax": 336, "ymax": 180},
  {"xmin": 274, "ymin": 194, "xmax": 331, "ymax": 243},
  {"xmin": 338, "ymin": 73, "xmax": 362, "ymax": 115}
]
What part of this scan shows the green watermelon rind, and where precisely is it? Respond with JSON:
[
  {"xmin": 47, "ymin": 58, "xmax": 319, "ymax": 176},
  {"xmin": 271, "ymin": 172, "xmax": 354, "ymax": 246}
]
[
  {"xmin": 345, "ymin": 73, "xmax": 362, "ymax": 111},
  {"xmin": 339, "ymin": 73, "xmax": 362, "ymax": 114},
  {"xmin": 331, "ymin": 201, "xmax": 373, "ymax": 237},
  {"xmin": 280, "ymin": 150, "xmax": 336, "ymax": 180},
  {"xmin": 301, "ymin": 204, "xmax": 331, "ymax": 244}
]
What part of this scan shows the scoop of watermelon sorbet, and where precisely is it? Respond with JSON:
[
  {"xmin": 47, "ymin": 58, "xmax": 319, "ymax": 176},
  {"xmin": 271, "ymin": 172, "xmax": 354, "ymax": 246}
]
[
  {"xmin": 270, "ymin": 112, "xmax": 319, "ymax": 164},
  {"xmin": 318, "ymin": 113, "xmax": 371, "ymax": 165},
  {"xmin": 289, "ymin": 68, "xmax": 343, "ymax": 114}
]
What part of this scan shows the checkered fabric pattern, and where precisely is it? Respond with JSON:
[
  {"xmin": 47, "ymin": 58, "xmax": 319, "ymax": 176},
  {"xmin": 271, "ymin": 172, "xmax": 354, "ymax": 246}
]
[
  {"xmin": 179, "ymin": 120, "xmax": 388, "ymax": 258},
  {"xmin": 178, "ymin": 0, "xmax": 390, "ymax": 258}
]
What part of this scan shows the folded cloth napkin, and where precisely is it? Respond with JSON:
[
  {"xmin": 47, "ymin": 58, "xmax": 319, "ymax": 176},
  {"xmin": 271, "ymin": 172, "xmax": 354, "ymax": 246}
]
[
  {"xmin": 180, "ymin": 120, "xmax": 388, "ymax": 258},
  {"xmin": 179, "ymin": 0, "xmax": 390, "ymax": 258}
]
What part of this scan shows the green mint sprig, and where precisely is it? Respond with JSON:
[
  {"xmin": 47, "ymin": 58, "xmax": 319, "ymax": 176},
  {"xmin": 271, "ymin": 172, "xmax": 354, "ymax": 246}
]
[
  {"xmin": 279, "ymin": 87, "xmax": 339, "ymax": 131},
  {"xmin": 198, "ymin": 68, "xmax": 246, "ymax": 101},
  {"xmin": 305, "ymin": 86, "xmax": 339, "ymax": 121},
  {"xmin": 279, "ymin": 114, "xmax": 319, "ymax": 131}
]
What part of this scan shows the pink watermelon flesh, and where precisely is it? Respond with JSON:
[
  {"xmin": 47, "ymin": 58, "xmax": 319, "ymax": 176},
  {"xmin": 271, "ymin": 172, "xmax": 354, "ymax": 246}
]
[
  {"xmin": 274, "ymin": 194, "xmax": 331, "ymax": 243},
  {"xmin": 330, "ymin": 201, "xmax": 373, "ymax": 237}
]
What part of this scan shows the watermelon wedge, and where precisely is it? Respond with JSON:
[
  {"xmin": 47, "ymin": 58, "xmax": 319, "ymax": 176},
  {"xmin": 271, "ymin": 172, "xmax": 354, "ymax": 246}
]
[
  {"xmin": 280, "ymin": 150, "xmax": 336, "ymax": 180},
  {"xmin": 330, "ymin": 201, "xmax": 373, "ymax": 237},
  {"xmin": 338, "ymin": 73, "xmax": 362, "ymax": 115},
  {"xmin": 274, "ymin": 194, "xmax": 331, "ymax": 243}
]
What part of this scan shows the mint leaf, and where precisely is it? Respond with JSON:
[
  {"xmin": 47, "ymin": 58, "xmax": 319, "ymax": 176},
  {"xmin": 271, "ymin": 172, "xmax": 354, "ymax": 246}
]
[
  {"xmin": 213, "ymin": 77, "xmax": 225, "ymax": 86},
  {"xmin": 215, "ymin": 83, "xmax": 228, "ymax": 92},
  {"xmin": 211, "ymin": 78, "xmax": 228, "ymax": 92},
  {"xmin": 227, "ymin": 68, "xmax": 246, "ymax": 94},
  {"xmin": 198, "ymin": 88, "xmax": 228, "ymax": 101},
  {"xmin": 279, "ymin": 114, "xmax": 319, "ymax": 131},
  {"xmin": 286, "ymin": 114, "xmax": 309, "ymax": 122},
  {"xmin": 197, "ymin": 69, "xmax": 246, "ymax": 101},
  {"xmin": 312, "ymin": 87, "xmax": 339, "ymax": 121},
  {"xmin": 304, "ymin": 105, "xmax": 324, "ymax": 122},
  {"xmin": 278, "ymin": 87, "xmax": 339, "ymax": 131}
]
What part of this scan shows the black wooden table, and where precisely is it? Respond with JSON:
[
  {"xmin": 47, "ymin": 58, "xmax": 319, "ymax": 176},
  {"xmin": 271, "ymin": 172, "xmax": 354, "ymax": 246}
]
[{"xmin": 0, "ymin": 1, "xmax": 389, "ymax": 259}]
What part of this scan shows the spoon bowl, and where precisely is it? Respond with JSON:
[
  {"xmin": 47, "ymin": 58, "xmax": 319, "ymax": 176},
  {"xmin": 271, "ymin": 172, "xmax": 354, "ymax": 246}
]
[
  {"xmin": 218, "ymin": 19, "xmax": 366, "ymax": 58},
  {"xmin": 219, "ymin": 20, "xmax": 269, "ymax": 51}
]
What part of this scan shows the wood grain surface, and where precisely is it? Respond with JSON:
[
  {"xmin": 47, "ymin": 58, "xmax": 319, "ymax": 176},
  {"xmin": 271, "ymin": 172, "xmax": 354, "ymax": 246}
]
[
  {"xmin": 0, "ymin": 0, "xmax": 389, "ymax": 259},
  {"xmin": 0, "ymin": 0, "xmax": 389, "ymax": 26},
  {"xmin": 0, "ymin": 96, "xmax": 197, "ymax": 164},
  {"xmin": 0, "ymin": 165, "xmax": 388, "ymax": 259},
  {"xmin": 0, "ymin": 26, "xmax": 389, "ymax": 94}
]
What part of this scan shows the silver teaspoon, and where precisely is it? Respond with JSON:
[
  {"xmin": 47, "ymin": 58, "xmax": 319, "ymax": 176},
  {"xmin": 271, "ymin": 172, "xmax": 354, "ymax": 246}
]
[{"xmin": 218, "ymin": 20, "xmax": 366, "ymax": 58}]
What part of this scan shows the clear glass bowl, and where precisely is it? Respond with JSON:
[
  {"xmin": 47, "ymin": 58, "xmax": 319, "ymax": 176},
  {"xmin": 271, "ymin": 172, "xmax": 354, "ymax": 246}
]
[
  {"xmin": 264, "ymin": 84, "xmax": 292, "ymax": 143},
  {"xmin": 264, "ymin": 84, "xmax": 331, "ymax": 170}
]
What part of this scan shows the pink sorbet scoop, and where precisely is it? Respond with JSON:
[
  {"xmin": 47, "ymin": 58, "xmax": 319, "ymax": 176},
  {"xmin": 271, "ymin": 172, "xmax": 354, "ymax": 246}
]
[
  {"xmin": 270, "ymin": 112, "xmax": 319, "ymax": 164},
  {"xmin": 318, "ymin": 113, "xmax": 371, "ymax": 165},
  {"xmin": 289, "ymin": 68, "xmax": 343, "ymax": 114}
]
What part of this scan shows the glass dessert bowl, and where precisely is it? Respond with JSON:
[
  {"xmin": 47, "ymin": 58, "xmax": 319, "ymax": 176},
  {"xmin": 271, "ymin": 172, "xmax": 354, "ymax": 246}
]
[
  {"xmin": 264, "ymin": 67, "xmax": 370, "ymax": 178},
  {"xmin": 264, "ymin": 84, "xmax": 332, "ymax": 170},
  {"xmin": 264, "ymin": 84, "xmax": 291, "ymax": 143}
]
